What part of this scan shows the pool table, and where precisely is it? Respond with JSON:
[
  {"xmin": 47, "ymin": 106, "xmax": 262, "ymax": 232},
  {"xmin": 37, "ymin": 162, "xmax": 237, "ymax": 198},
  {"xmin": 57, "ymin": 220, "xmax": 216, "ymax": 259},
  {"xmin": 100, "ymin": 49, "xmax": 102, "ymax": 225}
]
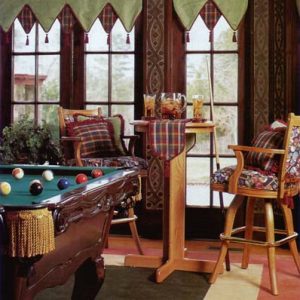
[{"xmin": 0, "ymin": 164, "xmax": 140, "ymax": 300}]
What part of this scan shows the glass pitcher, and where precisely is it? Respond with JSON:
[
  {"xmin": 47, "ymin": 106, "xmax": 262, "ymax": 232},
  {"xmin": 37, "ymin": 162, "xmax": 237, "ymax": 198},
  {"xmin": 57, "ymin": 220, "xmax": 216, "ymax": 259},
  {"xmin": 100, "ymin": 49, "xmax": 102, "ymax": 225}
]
[{"xmin": 160, "ymin": 93, "xmax": 187, "ymax": 119}]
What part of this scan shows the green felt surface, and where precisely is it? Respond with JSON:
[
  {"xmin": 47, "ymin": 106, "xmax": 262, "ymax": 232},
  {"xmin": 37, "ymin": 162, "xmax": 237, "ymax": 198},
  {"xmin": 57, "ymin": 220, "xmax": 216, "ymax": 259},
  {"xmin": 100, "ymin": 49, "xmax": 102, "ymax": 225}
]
[{"xmin": 0, "ymin": 165, "xmax": 121, "ymax": 207}]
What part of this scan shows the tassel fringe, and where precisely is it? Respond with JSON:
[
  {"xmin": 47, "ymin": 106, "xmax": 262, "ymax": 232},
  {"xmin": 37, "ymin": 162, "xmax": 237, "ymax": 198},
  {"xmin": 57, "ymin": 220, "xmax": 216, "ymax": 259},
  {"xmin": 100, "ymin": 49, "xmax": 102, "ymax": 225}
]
[
  {"xmin": 26, "ymin": 35, "xmax": 29, "ymax": 46},
  {"xmin": 84, "ymin": 33, "xmax": 89, "ymax": 44},
  {"xmin": 232, "ymin": 31, "xmax": 237, "ymax": 42},
  {"xmin": 126, "ymin": 33, "xmax": 130, "ymax": 44},
  {"xmin": 45, "ymin": 33, "xmax": 49, "ymax": 43},
  {"xmin": 186, "ymin": 31, "xmax": 190, "ymax": 43}
]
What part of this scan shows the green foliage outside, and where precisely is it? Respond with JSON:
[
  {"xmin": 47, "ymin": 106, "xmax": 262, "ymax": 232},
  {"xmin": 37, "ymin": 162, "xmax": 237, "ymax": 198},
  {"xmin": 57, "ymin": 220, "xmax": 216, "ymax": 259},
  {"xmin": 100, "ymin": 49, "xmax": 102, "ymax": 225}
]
[{"xmin": 0, "ymin": 115, "xmax": 63, "ymax": 164}]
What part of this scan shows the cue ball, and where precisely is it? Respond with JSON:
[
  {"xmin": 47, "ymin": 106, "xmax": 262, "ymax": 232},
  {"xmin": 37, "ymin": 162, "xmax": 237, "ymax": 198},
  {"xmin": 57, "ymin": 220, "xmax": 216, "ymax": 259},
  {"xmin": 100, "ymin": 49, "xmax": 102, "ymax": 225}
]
[
  {"xmin": 57, "ymin": 178, "xmax": 70, "ymax": 190},
  {"xmin": 75, "ymin": 173, "xmax": 88, "ymax": 184},
  {"xmin": 91, "ymin": 169, "xmax": 103, "ymax": 178},
  {"xmin": 0, "ymin": 182, "xmax": 11, "ymax": 196},
  {"xmin": 29, "ymin": 182, "xmax": 43, "ymax": 196},
  {"xmin": 42, "ymin": 170, "xmax": 54, "ymax": 181},
  {"xmin": 12, "ymin": 167, "xmax": 24, "ymax": 179}
]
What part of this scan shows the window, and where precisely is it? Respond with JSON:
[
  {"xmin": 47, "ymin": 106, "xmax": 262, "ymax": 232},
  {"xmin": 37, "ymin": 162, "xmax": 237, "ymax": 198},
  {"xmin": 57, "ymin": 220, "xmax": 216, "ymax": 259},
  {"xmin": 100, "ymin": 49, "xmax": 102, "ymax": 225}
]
[
  {"xmin": 12, "ymin": 19, "xmax": 61, "ymax": 137},
  {"xmin": 186, "ymin": 16, "xmax": 238, "ymax": 207},
  {"xmin": 85, "ymin": 19, "xmax": 135, "ymax": 136}
]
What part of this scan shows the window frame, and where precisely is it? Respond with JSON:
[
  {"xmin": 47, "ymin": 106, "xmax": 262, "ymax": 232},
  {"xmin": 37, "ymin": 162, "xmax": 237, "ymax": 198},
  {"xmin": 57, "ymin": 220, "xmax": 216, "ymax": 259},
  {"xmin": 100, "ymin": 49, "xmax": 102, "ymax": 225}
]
[{"xmin": 185, "ymin": 19, "xmax": 245, "ymax": 208}]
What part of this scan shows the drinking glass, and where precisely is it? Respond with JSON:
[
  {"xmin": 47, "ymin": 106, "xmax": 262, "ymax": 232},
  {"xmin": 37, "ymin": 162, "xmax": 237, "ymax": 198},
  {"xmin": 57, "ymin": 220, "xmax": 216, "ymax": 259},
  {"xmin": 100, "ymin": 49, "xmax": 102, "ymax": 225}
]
[
  {"xmin": 192, "ymin": 95, "xmax": 204, "ymax": 120},
  {"xmin": 143, "ymin": 94, "xmax": 156, "ymax": 118}
]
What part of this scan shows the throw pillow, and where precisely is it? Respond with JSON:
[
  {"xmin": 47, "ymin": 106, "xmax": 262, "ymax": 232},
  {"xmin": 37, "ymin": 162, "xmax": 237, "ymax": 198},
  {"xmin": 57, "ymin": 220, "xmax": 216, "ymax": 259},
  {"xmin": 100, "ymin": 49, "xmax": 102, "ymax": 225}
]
[
  {"xmin": 105, "ymin": 115, "xmax": 127, "ymax": 155},
  {"xmin": 66, "ymin": 118, "xmax": 119, "ymax": 158},
  {"xmin": 245, "ymin": 126, "xmax": 286, "ymax": 173},
  {"xmin": 72, "ymin": 113, "xmax": 127, "ymax": 156}
]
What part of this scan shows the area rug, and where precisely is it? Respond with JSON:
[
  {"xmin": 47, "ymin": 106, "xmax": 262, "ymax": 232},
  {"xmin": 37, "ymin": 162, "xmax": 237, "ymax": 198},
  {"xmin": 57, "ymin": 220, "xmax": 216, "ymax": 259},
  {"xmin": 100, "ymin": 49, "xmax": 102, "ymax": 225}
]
[
  {"xmin": 36, "ymin": 260, "xmax": 210, "ymax": 300},
  {"xmin": 35, "ymin": 249, "xmax": 300, "ymax": 300}
]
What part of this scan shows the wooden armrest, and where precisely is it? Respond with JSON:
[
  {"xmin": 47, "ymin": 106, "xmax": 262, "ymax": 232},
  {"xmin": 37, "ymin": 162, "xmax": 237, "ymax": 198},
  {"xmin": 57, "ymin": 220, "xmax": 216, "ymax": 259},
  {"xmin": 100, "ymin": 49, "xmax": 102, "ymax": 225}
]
[
  {"xmin": 122, "ymin": 135, "xmax": 139, "ymax": 140},
  {"xmin": 61, "ymin": 136, "xmax": 84, "ymax": 142},
  {"xmin": 227, "ymin": 145, "xmax": 283, "ymax": 194},
  {"xmin": 228, "ymin": 145, "xmax": 284, "ymax": 155},
  {"xmin": 60, "ymin": 136, "xmax": 84, "ymax": 167},
  {"xmin": 122, "ymin": 135, "xmax": 139, "ymax": 156}
]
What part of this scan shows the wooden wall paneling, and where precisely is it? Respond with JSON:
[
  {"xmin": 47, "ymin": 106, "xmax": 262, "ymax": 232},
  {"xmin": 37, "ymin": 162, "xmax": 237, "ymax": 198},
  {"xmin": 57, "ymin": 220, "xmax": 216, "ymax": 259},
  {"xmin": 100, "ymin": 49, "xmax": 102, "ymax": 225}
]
[
  {"xmin": 253, "ymin": 0, "xmax": 269, "ymax": 135},
  {"xmin": 285, "ymin": 0, "xmax": 298, "ymax": 114},
  {"xmin": 269, "ymin": 0, "xmax": 286, "ymax": 121},
  {"xmin": 0, "ymin": 29, "xmax": 12, "ymax": 132}
]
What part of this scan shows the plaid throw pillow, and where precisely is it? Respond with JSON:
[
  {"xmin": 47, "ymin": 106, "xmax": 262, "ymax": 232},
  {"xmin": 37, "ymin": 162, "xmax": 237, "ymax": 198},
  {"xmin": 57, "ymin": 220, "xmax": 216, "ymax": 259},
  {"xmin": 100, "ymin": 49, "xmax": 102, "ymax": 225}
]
[
  {"xmin": 245, "ymin": 128, "xmax": 286, "ymax": 173},
  {"xmin": 66, "ymin": 119, "xmax": 119, "ymax": 158},
  {"xmin": 71, "ymin": 113, "xmax": 126, "ymax": 155}
]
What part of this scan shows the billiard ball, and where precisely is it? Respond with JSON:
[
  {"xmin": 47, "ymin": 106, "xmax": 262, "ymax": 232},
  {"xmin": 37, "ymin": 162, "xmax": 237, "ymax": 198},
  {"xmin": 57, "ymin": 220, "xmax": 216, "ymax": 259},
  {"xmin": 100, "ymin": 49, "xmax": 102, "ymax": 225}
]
[
  {"xmin": 12, "ymin": 167, "xmax": 24, "ymax": 179},
  {"xmin": 75, "ymin": 173, "xmax": 88, "ymax": 184},
  {"xmin": 29, "ymin": 182, "xmax": 43, "ymax": 196},
  {"xmin": 42, "ymin": 170, "xmax": 54, "ymax": 181},
  {"xmin": 91, "ymin": 169, "xmax": 103, "ymax": 178},
  {"xmin": 57, "ymin": 178, "xmax": 70, "ymax": 190},
  {"xmin": 0, "ymin": 182, "xmax": 11, "ymax": 196},
  {"xmin": 30, "ymin": 179, "xmax": 42, "ymax": 186}
]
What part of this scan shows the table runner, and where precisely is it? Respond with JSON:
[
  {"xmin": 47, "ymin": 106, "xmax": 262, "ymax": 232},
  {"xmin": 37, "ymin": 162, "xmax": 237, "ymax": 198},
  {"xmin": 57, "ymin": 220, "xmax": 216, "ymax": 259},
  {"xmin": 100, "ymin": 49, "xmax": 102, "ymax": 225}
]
[{"xmin": 148, "ymin": 120, "xmax": 188, "ymax": 161}]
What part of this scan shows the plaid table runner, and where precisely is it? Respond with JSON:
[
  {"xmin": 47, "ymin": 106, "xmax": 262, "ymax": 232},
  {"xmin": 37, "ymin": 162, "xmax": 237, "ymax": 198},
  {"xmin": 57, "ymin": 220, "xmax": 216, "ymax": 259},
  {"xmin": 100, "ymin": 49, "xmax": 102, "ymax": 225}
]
[{"xmin": 148, "ymin": 120, "xmax": 188, "ymax": 161}]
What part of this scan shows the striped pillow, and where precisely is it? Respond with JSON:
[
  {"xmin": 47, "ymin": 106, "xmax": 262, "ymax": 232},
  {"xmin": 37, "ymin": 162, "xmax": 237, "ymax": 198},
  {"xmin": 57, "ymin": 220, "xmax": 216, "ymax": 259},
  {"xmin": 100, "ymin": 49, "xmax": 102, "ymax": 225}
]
[
  {"xmin": 66, "ymin": 119, "xmax": 119, "ymax": 158},
  {"xmin": 245, "ymin": 128, "xmax": 285, "ymax": 173}
]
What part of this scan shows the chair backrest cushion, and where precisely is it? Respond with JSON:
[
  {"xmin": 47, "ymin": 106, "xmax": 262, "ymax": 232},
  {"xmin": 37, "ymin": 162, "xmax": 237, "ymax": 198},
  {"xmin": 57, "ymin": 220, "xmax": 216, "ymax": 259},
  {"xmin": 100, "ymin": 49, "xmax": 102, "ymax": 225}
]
[
  {"xmin": 105, "ymin": 115, "xmax": 127, "ymax": 155},
  {"xmin": 69, "ymin": 113, "xmax": 127, "ymax": 156},
  {"xmin": 245, "ymin": 124, "xmax": 286, "ymax": 173},
  {"xmin": 66, "ymin": 118, "xmax": 120, "ymax": 158},
  {"xmin": 286, "ymin": 126, "xmax": 300, "ymax": 177}
]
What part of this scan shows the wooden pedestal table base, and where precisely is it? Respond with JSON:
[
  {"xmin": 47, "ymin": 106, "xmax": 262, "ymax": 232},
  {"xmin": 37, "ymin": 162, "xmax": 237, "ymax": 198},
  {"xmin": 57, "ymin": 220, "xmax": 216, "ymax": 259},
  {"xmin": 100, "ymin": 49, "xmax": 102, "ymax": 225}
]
[{"xmin": 124, "ymin": 144, "xmax": 220, "ymax": 282}]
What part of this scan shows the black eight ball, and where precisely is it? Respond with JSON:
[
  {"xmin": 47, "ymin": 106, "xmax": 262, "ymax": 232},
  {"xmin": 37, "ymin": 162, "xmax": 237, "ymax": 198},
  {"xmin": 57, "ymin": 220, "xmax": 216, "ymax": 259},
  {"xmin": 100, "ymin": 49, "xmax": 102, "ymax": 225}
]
[{"xmin": 30, "ymin": 182, "xmax": 43, "ymax": 196}]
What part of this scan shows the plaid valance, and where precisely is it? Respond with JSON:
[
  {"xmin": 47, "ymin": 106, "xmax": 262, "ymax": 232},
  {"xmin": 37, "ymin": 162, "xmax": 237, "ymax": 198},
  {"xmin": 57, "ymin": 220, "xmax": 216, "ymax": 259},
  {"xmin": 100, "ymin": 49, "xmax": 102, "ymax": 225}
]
[
  {"xmin": 173, "ymin": 0, "xmax": 248, "ymax": 31},
  {"xmin": 0, "ymin": 0, "xmax": 142, "ymax": 33}
]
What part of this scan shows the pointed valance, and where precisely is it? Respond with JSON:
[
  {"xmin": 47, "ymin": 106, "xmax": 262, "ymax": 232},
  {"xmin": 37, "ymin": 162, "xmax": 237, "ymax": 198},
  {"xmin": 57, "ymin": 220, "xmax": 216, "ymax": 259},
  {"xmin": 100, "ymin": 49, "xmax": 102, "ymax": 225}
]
[
  {"xmin": 0, "ymin": 0, "xmax": 142, "ymax": 33},
  {"xmin": 173, "ymin": 0, "xmax": 248, "ymax": 31}
]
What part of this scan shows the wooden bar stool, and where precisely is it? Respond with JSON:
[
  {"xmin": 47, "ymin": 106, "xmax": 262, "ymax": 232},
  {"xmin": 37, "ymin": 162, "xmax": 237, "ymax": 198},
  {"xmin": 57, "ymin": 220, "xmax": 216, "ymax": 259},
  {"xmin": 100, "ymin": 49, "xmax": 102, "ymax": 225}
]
[{"xmin": 209, "ymin": 113, "xmax": 300, "ymax": 295}]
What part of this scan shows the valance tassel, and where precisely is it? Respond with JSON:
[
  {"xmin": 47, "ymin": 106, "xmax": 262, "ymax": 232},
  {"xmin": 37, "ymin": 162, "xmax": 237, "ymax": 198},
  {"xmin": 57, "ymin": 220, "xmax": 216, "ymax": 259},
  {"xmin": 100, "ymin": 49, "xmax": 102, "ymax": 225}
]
[
  {"xmin": 186, "ymin": 31, "xmax": 190, "ymax": 43},
  {"xmin": 232, "ymin": 31, "xmax": 237, "ymax": 42},
  {"xmin": 209, "ymin": 31, "xmax": 212, "ymax": 43},
  {"xmin": 45, "ymin": 33, "xmax": 49, "ymax": 43},
  {"xmin": 84, "ymin": 33, "xmax": 89, "ymax": 44},
  {"xmin": 107, "ymin": 33, "xmax": 110, "ymax": 45},
  {"xmin": 126, "ymin": 33, "xmax": 130, "ymax": 44},
  {"xmin": 25, "ymin": 35, "xmax": 29, "ymax": 46}
]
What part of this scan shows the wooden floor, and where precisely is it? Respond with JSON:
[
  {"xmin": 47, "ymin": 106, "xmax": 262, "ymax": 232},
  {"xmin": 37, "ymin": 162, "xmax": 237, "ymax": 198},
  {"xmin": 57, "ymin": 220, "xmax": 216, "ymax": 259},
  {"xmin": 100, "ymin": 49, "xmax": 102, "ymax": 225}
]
[
  {"xmin": 107, "ymin": 234, "xmax": 292, "ymax": 256},
  {"xmin": 106, "ymin": 235, "xmax": 300, "ymax": 300}
]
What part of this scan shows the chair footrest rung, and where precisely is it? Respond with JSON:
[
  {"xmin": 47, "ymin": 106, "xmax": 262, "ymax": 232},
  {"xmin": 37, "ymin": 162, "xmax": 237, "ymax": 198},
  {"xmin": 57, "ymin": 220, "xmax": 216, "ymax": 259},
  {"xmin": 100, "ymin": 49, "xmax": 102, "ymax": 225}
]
[
  {"xmin": 220, "ymin": 228, "xmax": 298, "ymax": 247},
  {"xmin": 111, "ymin": 215, "xmax": 137, "ymax": 225}
]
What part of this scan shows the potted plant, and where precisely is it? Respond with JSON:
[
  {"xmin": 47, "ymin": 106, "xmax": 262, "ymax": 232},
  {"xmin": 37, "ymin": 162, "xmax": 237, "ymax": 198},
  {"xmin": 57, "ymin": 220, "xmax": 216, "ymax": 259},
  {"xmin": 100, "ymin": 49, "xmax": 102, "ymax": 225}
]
[{"xmin": 0, "ymin": 115, "xmax": 63, "ymax": 165}]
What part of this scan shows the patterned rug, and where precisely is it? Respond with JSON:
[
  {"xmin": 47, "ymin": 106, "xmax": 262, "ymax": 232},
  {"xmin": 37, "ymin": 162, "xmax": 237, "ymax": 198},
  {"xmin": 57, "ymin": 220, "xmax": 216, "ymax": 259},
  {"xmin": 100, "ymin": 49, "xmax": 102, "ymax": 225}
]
[{"xmin": 36, "ymin": 248, "xmax": 300, "ymax": 300}]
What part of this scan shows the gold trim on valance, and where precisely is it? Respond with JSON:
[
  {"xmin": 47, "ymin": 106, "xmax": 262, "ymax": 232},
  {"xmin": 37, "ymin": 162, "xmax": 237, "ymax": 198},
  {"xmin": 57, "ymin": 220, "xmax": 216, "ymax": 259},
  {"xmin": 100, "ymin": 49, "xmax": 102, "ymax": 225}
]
[
  {"xmin": 173, "ymin": 0, "xmax": 248, "ymax": 31},
  {"xmin": 0, "ymin": 0, "xmax": 142, "ymax": 33}
]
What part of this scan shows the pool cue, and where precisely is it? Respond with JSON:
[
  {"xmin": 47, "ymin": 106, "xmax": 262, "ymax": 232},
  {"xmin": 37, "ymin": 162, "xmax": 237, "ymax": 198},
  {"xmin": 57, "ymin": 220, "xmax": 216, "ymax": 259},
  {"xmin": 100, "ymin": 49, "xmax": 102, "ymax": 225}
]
[{"xmin": 206, "ymin": 58, "xmax": 230, "ymax": 271}]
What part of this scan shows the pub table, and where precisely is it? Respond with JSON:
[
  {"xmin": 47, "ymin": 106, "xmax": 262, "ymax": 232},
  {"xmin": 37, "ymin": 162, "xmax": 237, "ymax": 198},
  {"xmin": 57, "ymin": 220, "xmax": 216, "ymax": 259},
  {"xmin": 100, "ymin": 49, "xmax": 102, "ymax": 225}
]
[{"xmin": 125, "ymin": 120, "xmax": 222, "ymax": 282}]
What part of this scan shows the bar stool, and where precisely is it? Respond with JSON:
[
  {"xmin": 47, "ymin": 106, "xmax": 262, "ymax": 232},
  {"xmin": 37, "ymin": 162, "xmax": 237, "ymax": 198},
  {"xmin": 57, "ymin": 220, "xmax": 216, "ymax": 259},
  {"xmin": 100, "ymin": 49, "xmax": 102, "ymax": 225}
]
[{"xmin": 209, "ymin": 113, "xmax": 300, "ymax": 295}]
